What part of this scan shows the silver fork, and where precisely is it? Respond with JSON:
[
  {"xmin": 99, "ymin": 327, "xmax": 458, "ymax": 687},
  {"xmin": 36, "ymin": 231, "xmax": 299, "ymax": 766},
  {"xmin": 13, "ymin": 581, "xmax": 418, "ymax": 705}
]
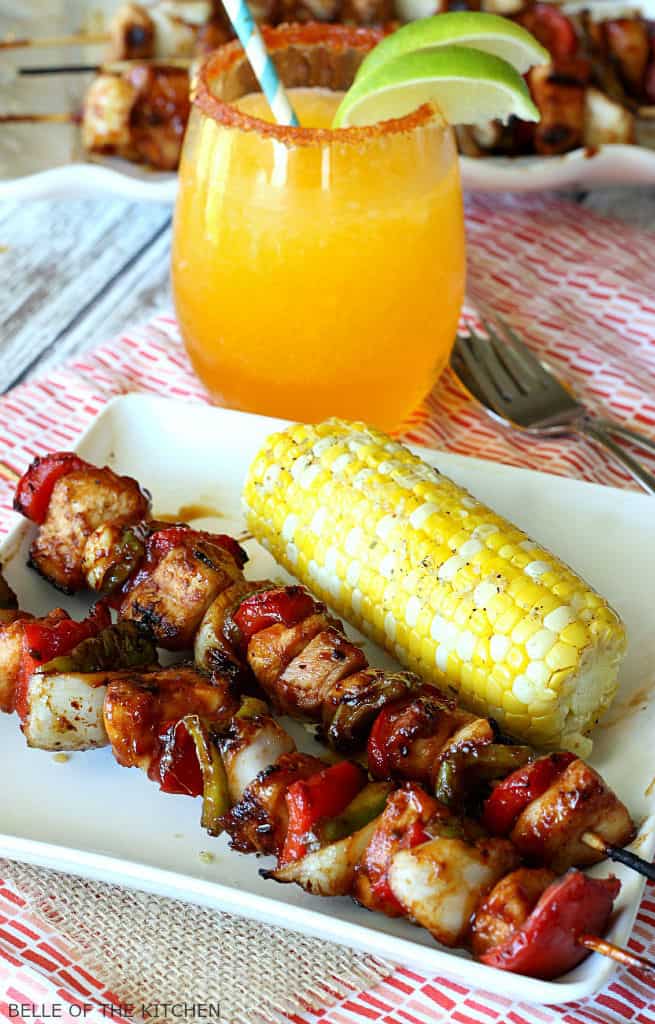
[{"xmin": 451, "ymin": 316, "xmax": 655, "ymax": 494}]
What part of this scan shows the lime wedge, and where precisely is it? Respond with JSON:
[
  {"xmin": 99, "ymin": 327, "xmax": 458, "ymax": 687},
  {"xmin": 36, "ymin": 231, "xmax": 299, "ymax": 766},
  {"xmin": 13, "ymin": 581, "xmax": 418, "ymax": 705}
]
[
  {"xmin": 333, "ymin": 45, "xmax": 539, "ymax": 128},
  {"xmin": 355, "ymin": 13, "xmax": 549, "ymax": 81}
]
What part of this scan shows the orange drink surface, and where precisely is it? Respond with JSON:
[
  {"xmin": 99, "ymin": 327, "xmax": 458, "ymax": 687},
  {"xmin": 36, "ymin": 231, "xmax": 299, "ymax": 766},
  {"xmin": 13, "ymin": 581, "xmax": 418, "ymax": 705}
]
[{"xmin": 172, "ymin": 25, "xmax": 466, "ymax": 431}]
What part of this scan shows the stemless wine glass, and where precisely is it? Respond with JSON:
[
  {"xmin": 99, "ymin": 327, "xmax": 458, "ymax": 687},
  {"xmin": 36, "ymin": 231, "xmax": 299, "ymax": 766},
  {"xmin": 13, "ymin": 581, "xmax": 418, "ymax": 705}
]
[{"xmin": 172, "ymin": 23, "xmax": 466, "ymax": 431}]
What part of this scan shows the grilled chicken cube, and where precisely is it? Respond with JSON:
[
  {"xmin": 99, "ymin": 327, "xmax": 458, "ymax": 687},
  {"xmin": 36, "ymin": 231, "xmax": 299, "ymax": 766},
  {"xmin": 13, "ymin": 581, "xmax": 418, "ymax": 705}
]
[
  {"xmin": 29, "ymin": 466, "xmax": 149, "ymax": 593},
  {"xmin": 222, "ymin": 752, "xmax": 325, "ymax": 856},
  {"xmin": 220, "ymin": 712, "xmax": 296, "ymax": 804},
  {"xmin": 511, "ymin": 758, "xmax": 635, "ymax": 872},
  {"xmin": 388, "ymin": 834, "xmax": 519, "ymax": 948},
  {"xmin": 123, "ymin": 64, "xmax": 191, "ymax": 171},
  {"xmin": 246, "ymin": 611, "xmax": 338, "ymax": 706},
  {"xmin": 104, "ymin": 665, "xmax": 238, "ymax": 771},
  {"xmin": 275, "ymin": 628, "xmax": 368, "ymax": 718},
  {"xmin": 265, "ymin": 819, "xmax": 378, "ymax": 896},
  {"xmin": 0, "ymin": 616, "xmax": 30, "ymax": 713},
  {"xmin": 82, "ymin": 74, "xmax": 139, "ymax": 155},
  {"xmin": 21, "ymin": 670, "xmax": 113, "ymax": 750},
  {"xmin": 584, "ymin": 87, "xmax": 635, "ymax": 146},
  {"xmin": 470, "ymin": 867, "xmax": 556, "ymax": 958},
  {"xmin": 528, "ymin": 59, "xmax": 589, "ymax": 155},
  {"xmin": 83, "ymin": 65, "xmax": 190, "ymax": 172},
  {"xmin": 108, "ymin": 2, "xmax": 220, "ymax": 61},
  {"xmin": 119, "ymin": 534, "xmax": 242, "ymax": 649}
]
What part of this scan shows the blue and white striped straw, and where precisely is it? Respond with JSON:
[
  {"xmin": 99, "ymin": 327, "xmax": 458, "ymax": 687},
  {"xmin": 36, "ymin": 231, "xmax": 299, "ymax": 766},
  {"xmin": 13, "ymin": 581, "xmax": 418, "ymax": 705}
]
[{"xmin": 221, "ymin": 0, "xmax": 299, "ymax": 126}]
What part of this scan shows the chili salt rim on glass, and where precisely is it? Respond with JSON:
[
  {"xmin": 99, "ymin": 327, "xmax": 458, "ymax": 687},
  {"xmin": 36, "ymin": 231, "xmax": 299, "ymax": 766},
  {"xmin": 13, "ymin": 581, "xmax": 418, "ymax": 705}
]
[{"xmin": 194, "ymin": 22, "xmax": 442, "ymax": 146}]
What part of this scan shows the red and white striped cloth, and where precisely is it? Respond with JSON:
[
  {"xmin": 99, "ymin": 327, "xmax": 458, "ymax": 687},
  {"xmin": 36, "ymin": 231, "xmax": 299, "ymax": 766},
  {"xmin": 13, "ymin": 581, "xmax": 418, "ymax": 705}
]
[{"xmin": 0, "ymin": 192, "xmax": 654, "ymax": 1024}]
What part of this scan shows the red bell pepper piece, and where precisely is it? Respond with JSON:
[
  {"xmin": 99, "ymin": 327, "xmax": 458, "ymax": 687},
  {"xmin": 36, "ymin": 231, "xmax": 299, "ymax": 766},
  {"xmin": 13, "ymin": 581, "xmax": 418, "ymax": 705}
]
[
  {"xmin": 15, "ymin": 602, "xmax": 112, "ymax": 720},
  {"xmin": 401, "ymin": 820, "xmax": 431, "ymax": 849},
  {"xmin": 148, "ymin": 719, "xmax": 204, "ymax": 797},
  {"xmin": 520, "ymin": 4, "xmax": 578, "ymax": 61},
  {"xmin": 233, "ymin": 586, "xmax": 320, "ymax": 646},
  {"xmin": 147, "ymin": 526, "xmax": 248, "ymax": 570},
  {"xmin": 367, "ymin": 696, "xmax": 414, "ymax": 779},
  {"xmin": 280, "ymin": 760, "xmax": 366, "ymax": 865},
  {"xmin": 480, "ymin": 870, "xmax": 620, "ymax": 979},
  {"xmin": 14, "ymin": 452, "xmax": 88, "ymax": 524},
  {"xmin": 482, "ymin": 752, "xmax": 576, "ymax": 836}
]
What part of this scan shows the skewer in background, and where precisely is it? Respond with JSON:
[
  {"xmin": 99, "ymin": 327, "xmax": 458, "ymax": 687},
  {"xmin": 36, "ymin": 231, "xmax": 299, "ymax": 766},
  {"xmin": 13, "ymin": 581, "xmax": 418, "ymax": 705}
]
[{"xmin": 0, "ymin": 32, "xmax": 110, "ymax": 50}]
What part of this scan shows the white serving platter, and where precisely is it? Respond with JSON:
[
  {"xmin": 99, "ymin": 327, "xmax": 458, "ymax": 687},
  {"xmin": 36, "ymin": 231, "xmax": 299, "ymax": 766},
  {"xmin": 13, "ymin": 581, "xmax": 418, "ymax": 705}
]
[
  {"xmin": 4, "ymin": 145, "xmax": 655, "ymax": 201},
  {"xmin": 1, "ymin": 394, "xmax": 654, "ymax": 1005}
]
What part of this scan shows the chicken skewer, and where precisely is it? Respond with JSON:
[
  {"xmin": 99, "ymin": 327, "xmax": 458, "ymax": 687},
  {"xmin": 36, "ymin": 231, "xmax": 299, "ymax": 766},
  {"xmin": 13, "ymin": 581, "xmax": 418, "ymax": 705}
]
[
  {"xmin": 194, "ymin": 581, "xmax": 655, "ymax": 880},
  {"xmin": 2, "ymin": 551, "xmax": 655, "ymax": 983},
  {"xmin": 9, "ymin": 451, "xmax": 653, "ymax": 883},
  {"xmin": 1, "ymin": 61, "xmax": 193, "ymax": 172},
  {"xmin": 0, "ymin": 591, "xmax": 648, "ymax": 985},
  {"xmin": 222, "ymin": 751, "xmax": 654, "ymax": 981},
  {"xmin": 0, "ymin": 564, "xmax": 291, "ymax": 830},
  {"xmin": 1, "ymin": 2, "xmax": 232, "ymax": 60},
  {"xmin": 6, "ymin": 458, "xmax": 645, "ymax": 884}
]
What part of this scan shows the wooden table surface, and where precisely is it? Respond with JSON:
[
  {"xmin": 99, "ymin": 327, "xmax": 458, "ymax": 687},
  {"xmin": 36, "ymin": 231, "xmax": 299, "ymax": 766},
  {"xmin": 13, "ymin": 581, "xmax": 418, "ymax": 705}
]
[{"xmin": 1, "ymin": 188, "xmax": 654, "ymax": 395}]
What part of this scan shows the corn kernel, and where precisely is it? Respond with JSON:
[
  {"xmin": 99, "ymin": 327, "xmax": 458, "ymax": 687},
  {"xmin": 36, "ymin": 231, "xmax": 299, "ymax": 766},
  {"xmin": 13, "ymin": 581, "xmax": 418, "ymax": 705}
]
[
  {"xmin": 546, "ymin": 642, "xmax": 578, "ymax": 672},
  {"xmin": 560, "ymin": 621, "xmax": 591, "ymax": 649}
]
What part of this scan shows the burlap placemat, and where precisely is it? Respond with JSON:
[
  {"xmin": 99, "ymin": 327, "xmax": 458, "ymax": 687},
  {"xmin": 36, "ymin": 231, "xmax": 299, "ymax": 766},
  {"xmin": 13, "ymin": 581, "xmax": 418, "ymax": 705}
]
[{"xmin": 1, "ymin": 859, "xmax": 392, "ymax": 1024}]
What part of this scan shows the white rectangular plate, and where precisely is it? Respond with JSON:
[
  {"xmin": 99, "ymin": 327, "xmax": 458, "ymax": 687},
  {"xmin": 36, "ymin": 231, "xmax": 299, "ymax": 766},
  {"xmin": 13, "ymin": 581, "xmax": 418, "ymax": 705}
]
[{"xmin": 1, "ymin": 395, "xmax": 654, "ymax": 1005}]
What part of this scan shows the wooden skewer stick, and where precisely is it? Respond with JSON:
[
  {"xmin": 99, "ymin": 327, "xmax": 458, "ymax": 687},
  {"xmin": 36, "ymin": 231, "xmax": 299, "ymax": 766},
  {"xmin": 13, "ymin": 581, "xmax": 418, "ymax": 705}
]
[
  {"xmin": 582, "ymin": 830, "xmax": 655, "ymax": 883},
  {"xmin": 580, "ymin": 934, "xmax": 655, "ymax": 975},
  {"xmin": 0, "ymin": 32, "xmax": 110, "ymax": 51},
  {"xmin": 0, "ymin": 113, "xmax": 78, "ymax": 124},
  {"xmin": 17, "ymin": 64, "xmax": 101, "ymax": 75},
  {"xmin": 236, "ymin": 530, "xmax": 254, "ymax": 543},
  {"xmin": 8, "ymin": 57, "xmax": 194, "ymax": 78}
]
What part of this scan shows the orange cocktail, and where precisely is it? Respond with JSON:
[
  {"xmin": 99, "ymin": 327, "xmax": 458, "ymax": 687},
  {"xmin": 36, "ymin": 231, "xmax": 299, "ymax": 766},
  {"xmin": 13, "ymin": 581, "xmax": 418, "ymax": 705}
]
[{"xmin": 172, "ymin": 24, "xmax": 465, "ymax": 430}]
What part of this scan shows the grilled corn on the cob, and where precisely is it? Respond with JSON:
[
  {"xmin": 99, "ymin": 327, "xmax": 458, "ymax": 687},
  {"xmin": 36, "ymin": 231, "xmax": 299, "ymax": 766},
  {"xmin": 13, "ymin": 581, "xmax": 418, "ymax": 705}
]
[{"xmin": 243, "ymin": 419, "xmax": 626, "ymax": 755}]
